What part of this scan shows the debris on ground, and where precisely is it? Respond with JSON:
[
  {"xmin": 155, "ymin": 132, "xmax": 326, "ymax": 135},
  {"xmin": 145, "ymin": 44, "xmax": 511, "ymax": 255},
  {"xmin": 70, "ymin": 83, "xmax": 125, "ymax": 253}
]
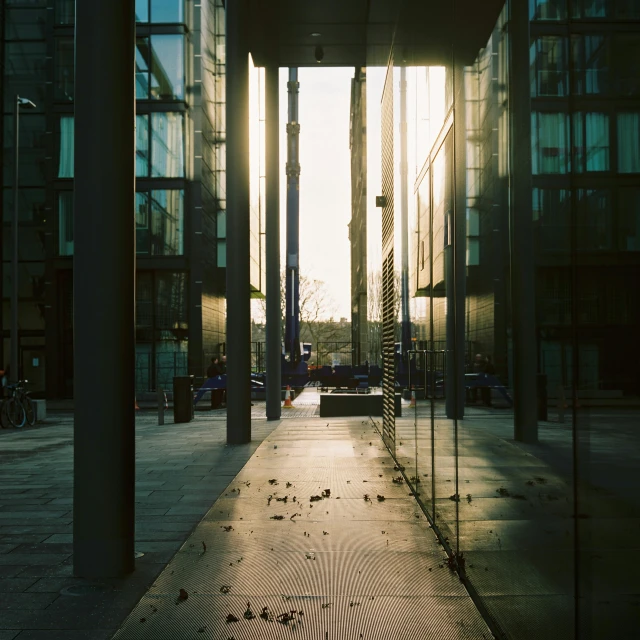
[
  {"xmin": 226, "ymin": 613, "xmax": 239, "ymax": 623},
  {"xmin": 276, "ymin": 496, "xmax": 288, "ymax": 503},
  {"xmin": 176, "ymin": 588, "xmax": 189, "ymax": 604},
  {"xmin": 392, "ymin": 476, "xmax": 403, "ymax": 484},
  {"xmin": 449, "ymin": 493, "xmax": 460, "ymax": 502},
  {"xmin": 220, "ymin": 585, "xmax": 231, "ymax": 593},
  {"xmin": 244, "ymin": 602, "xmax": 256, "ymax": 619},
  {"xmin": 286, "ymin": 482, "xmax": 293, "ymax": 488},
  {"xmin": 322, "ymin": 489, "xmax": 331, "ymax": 497},
  {"xmin": 260, "ymin": 606, "xmax": 272, "ymax": 621},
  {"xmin": 222, "ymin": 525, "xmax": 234, "ymax": 532},
  {"xmin": 363, "ymin": 494, "xmax": 371, "ymax": 502},
  {"xmin": 197, "ymin": 626, "xmax": 206, "ymax": 633},
  {"xmin": 496, "ymin": 487, "xmax": 510, "ymax": 497},
  {"xmin": 268, "ymin": 479, "xmax": 278, "ymax": 485},
  {"xmin": 321, "ymin": 602, "xmax": 332, "ymax": 609},
  {"xmin": 270, "ymin": 515, "xmax": 284, "ymax": 520},
  {"xmin": 377, "ymin": 495, "xmax": 385, "ymax": 501},
  {"xmin": 201, "ymin": 541, "xmax": 207, "ymax": 553},
  {"xmin": 466, "ymin": 494, "xmax": 473, "ymax": 503}
]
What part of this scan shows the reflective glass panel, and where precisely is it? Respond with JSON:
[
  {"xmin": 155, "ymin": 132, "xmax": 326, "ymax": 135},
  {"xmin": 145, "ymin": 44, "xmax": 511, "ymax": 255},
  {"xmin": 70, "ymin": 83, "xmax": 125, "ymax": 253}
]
[
  {"xmin": 571, "ymin": 0, "xmax": 611, "ymax": 17},
  {"xmin": 5, "ymin": 8, "xmax": 47, "ymax": 39},
  {"xmin": 57, "ymin": 192, "xmax": 74, "ymax": 256},
  {"xmin": 572, "ymin": 35, "xmax": 610, "ymax": 95},
  {"xmin": 576, "ymin": 189, "xmax": 612, "ymax": 250},
  {"xmin": 136, "ymin": 114, "xmax": 150, "ymax": 177},
  {"xmin": 3, "ymin": 42, "xmax": 46, "ymax": 113},
  {"xmin": 136, "ymin": 190, "xmax": 184, "ymax": 256},
  {"xmin": 533, "ymin": 188, "xmax": 571, "ymax": 253},
  {"xmin": 150, "ymin": 112, "xmax": 184, "ymax": 177},
  {"xmin": 530, "ymin": 36, "xmax": 567, "ymax": 96},
  {"xmin": 151, "ymin": 0, "xmax": 183, "ymax": 23},
  {"xmin": 617, "ymin": 112, "xmax": 640, "ymax": 173},
  {"xmin": 529, "ymin": 0, "xmax": 567, "ymax": 20},
  {"xmin": 136, "ymin": 38, "xmax": 150, "ymax": 100},
  {"xmin": 55, "ymin": 38, "xmax": 74, "ymax": 102},
  {"xmin": 58, "ymin": 116, "xmax": 74, "ymax": 178},
  {"xmin": 150, "ymin": 35, "xmax": 185, "ymax": 100},
  {"xmin": 135, "ymin": 0, "xmax": 149, "ymax": 22},
  {"xmin": 614, "ymin": 35, "xmax": 640, "ymax": 96},
  {"xmin": 531, "ymin": 112, "xmax": 570, "ymax": 174},
  {"xmin": 55, "ymin": 0, "xmax": 74, "ymax": 24},
  {"xmin": 618, "ymin": 188, "xmax": 640, "ymax": 251},
  {"xmin": 572, "ymin": 112, "xmax": 610, "ymax": 172}
]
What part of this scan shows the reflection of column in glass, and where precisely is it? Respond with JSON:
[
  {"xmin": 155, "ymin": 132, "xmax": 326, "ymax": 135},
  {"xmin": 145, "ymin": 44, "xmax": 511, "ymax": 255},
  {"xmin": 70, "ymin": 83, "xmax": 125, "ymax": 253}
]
[{"xmin": 400, "ymin": 67, "xmax": 411, "ymax": 356}]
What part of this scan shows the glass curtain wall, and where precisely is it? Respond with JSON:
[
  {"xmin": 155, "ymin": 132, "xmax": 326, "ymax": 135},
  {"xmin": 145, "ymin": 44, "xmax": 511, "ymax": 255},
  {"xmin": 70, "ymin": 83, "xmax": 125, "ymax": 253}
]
[{"xmin": 368, "ymin": 0, "xmax": 640, "ymax": 638}]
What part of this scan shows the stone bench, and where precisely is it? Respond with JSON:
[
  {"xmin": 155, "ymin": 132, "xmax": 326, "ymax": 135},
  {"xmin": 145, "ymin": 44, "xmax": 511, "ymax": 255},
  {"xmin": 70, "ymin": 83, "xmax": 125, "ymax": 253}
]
[{"xmin": 319, "ymin": 393, "xmax": 402, "ymax": 418}]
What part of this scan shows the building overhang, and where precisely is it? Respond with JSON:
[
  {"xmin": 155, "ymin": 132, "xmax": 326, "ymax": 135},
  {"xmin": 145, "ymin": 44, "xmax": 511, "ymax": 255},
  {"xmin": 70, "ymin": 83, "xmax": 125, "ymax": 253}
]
[{"xmin": 248, "ymin": 0, "xmax": 506, "ymax": 68}]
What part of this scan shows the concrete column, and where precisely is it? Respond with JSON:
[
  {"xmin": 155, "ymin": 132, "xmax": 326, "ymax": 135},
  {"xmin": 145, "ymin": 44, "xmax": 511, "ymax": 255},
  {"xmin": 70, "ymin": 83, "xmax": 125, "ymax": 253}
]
[
  {"xmin": 225, "ymin": 0, "xmax": 251, "ymax": 443},
  {"xmin": 73, "ymin": 0, "xmax": 135, "ymax": 577},
  {"xmin": 509, "ymin": 0, "xmax": 538, "ymax": 442},
  {"xmin": 265, "ymin": 64, "xmax": 281, "ymax": 421}
]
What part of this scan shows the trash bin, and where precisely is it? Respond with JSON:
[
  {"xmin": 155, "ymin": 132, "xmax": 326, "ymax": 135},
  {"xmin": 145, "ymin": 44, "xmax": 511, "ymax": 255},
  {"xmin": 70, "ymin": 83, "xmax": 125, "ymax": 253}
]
[
  {"xmin": 536, "ymin": 373, "xmax": 547, "ymax": 422},
  {"xmin": 173, "ymin": 375, "xmax": 194, "ymax": 423}
]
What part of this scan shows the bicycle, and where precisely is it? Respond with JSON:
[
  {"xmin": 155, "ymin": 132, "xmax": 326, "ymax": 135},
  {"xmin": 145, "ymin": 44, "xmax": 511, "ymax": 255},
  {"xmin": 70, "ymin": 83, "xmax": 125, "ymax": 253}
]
[
  {"xmin": 0, "ymin": 380, "xmax": 35, "ymax": 428},
  {"xmin": 1, "ymin": 383, "xmax": 26, "ymax": 428}
]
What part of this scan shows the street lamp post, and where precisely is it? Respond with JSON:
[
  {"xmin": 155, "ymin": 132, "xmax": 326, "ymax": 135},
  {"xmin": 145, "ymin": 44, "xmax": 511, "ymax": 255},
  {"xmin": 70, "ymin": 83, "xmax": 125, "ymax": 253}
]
[{"xmin": 11, "ymin": 95, "xmax": 36, "ymax": 383}]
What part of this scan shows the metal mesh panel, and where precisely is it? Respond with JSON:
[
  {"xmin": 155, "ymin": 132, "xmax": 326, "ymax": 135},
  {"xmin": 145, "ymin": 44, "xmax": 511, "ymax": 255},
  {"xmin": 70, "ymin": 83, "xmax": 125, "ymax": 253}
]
[{"xmin": 380, "ymin": 62, "xmax": 396, "ymax": 451}]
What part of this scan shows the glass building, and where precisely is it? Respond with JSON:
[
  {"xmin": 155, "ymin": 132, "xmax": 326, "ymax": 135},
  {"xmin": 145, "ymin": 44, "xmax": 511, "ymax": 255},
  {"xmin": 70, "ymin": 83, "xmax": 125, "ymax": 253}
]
[{"xmin": 0, "ymin": 0, "xmax": 265, "ymax": 397}]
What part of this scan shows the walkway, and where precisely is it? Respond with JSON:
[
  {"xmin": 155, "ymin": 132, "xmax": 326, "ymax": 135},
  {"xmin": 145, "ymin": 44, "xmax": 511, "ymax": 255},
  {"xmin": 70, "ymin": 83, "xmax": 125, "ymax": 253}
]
[{"xmin": 112, "ymin": 409, "xmax": 492, "ymax": 639}]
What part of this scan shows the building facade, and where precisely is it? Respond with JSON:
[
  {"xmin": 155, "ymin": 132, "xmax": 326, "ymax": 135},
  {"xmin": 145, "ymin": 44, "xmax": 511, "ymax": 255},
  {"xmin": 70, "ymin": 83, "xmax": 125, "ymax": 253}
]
[{"xmin": 1, "ymin": 0, "xmax": 265, "ymax": 398}]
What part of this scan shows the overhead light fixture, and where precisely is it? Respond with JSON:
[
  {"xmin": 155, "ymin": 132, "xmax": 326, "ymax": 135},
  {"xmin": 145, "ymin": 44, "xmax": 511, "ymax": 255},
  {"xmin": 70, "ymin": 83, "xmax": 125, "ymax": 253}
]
[{"xmin": 314, "ymin": 44, "xmax": 324, "ymax": 63}]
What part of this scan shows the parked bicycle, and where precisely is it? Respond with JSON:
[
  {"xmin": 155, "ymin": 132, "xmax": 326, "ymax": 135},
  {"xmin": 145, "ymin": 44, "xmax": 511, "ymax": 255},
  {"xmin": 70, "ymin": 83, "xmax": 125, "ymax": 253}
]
[{"xmin": 1, "ymin": 380, "xmax": 35, "ymax": 428}]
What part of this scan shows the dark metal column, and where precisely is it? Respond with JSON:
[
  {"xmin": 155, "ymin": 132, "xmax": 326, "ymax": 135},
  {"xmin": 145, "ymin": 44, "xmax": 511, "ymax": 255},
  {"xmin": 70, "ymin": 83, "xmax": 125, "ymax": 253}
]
[
  {"xmin": 509, "ymin": 0, "xmax": 538, "ymax": 443},
  {"xmin": 73, "ymin": 0, "xmax": 135, "ymax": 577},
  {"xmin": 225, "ymin": 0, "xmax": 251, "ymax": 443},
  {"xmin": 265, "ymin": 64, "xmax": 281, "ymax": 420}
]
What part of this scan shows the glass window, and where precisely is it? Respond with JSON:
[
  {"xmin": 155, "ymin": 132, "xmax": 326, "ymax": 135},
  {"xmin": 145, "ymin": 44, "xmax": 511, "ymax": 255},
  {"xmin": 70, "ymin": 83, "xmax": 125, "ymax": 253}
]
[
  {"xmin": 135, "ymin": 0, "xmax": 149, "ymax": 23},
  {"xmin": 531, "ymin": 37, "xmax": 567, "ymax": 96},
  {"xmin": 3, "ymin": 42, "xmax": 46, "ymax": 113},
  {"xmin": 55, "ymin": 38, "xmax": 74, "ymax": 102},
  {"xmin": 136, "ymin": 38, "xmax": 150, "ymax": 100},
  {"xmin": 618, "ymin": 188, "xmax": 640, "ymax": 251},
  {"xmin": 136, "ymin": 190, "xmax": 184, "ymax": 256},
  {"xmin": 616, "ymin": 0, "xmax": 640, "ymax": 18},
  {"xmin": 57, "ymin": 192, "xmax": 74, "ymax": 256},
  {"xmin": 3, "ymin": 115, "xmax": 46, "ymax": 188},
  {"xmin": 58, "ymin": 116, "xmax": 74, "ymax": 178},
  {"xmin": 576, "ymin": 189, "xmax": 612, "ymax": 250},
  {"xmin": 136, "ymin": 114, "xmax": 150, "ymax": 177},
  {"xmin": 150, "ymin": 112, "xmax": 184, "ymax": 177},
  {"xmin": 150, "ymin": 35, "xmax": 185, "ymax": 100},
  {"xmin": 529, "ymin": 0, "xmax": 567, "ymax": 20},
  {"xmin": 572, "ymin": 35, "xmax": 610, "ymax": 95},
  {"xmin": 55, "ymin": 0, "xmax": 74, "ymax": 24},
  {"xmin": 571, "ymin": 0, "xmax": 611, "ymax": 17},
  {"xmin": 5, "ymin": 8, "xmax": 48, "ymax": 40},
  {"xmin": 531, "ymin": 112, "xmax": 570, "ymax": 174},
  {"xmin": 155, "ymin": 272, "xmax": 187, "ymax": 333},
  {"xmin": 572, "ymin": 112, "xmax": 610, "ymax": 172},
  {"xmin": 2, "ymin": 188, "xmax": 45, "ymax": 224},
  {"xmin": 614, "ymin": 35, "xmax": 640, "ymax": 96},
  {"xmin": 136, "ymin": 0, "xmax": 184, "ymax": 23},
  {"xmin": 532, "ymin": 188, "xmax": 571, "ymax": 253},
  {"xmin": 151, "ymin": 0, "xmax": 184, "ymax": 24},
  {"xmin": 617, "ymin": 112, "xmax": 640, "ymax": 173}
]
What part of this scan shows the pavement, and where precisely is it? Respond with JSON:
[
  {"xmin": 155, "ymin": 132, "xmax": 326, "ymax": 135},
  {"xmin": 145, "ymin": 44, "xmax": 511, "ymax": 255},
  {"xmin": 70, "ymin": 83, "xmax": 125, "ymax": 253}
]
[{"xmin": 0, "ymin": 392, "xmax": 638, "ymax": 639}]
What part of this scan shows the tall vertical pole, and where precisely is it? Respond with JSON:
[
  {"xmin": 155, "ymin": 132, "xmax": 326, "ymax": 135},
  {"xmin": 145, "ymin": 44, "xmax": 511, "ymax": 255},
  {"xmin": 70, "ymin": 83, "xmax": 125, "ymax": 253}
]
[
  {"xmin": 399, "ymin": 68, "xmax": 411, "ymax": 356},
  {"xmin": 265, "ymin": 63, "xmax": 281, "ymax": 420},
  {"xmin": 74, "ymin": 0, "xmax": 135, "ymax": 577},
  {"xmin": 284, "ymin": 68, "xmax": 301, "ymax": 364},
  {"xmin": 11, "ymin": 97, "xmax": 20, "ymax": 382},
  {"xmin": 226, "ymin": 0, "xmax": 251, "ymax": 443},
  {"xmin": 509, "ymin": 0, "xmax": 538, "ymax": 442}
]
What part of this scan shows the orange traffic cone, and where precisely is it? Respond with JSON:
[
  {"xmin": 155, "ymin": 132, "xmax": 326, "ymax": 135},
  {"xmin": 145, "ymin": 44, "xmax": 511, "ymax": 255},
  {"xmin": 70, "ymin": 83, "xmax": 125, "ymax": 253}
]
[
  {"xmin": 283, "ymin": 385, "xmax": 294, "ymax": 409},
  {"xmin": 409, "ymin": 386, "xmax": 416, "ymax": 408}
]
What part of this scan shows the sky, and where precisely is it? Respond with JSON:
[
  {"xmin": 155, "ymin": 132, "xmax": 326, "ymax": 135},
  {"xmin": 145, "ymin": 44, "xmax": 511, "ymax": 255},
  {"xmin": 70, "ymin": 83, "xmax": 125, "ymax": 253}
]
[{"xmin": 278, "ymin": 67, "xmax": 363, "ymax": 321}]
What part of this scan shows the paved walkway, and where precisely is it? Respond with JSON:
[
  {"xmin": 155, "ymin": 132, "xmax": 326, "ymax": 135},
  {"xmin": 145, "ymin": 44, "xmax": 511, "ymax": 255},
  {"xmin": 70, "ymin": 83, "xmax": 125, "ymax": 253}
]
[{"xmin": 112, "ymin": 414, "xmax": 492, "ymax": 639}]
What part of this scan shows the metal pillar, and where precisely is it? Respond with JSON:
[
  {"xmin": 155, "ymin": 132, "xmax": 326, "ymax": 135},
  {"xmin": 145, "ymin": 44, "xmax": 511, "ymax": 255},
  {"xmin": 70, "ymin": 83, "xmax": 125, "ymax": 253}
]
[
  {"xmin": 509, "ymin": 0, "xmax": 538, "ymax": 443},
  {"xmin": 284, "ymin": 68, "xmax": 301, "ymax": 364},
  {"xmin": 225, "ymin": 0, "xmax": 251, "ymax": 443},
  {"xmin": 399, "ymin": 67, "xmax": 411, "ymax": 355},
  {"xmin": 265, "ymin": 64, "xmax": 281, "ymax": 420},
  {"xmin": 73, "ymin": 0, "xmax": 135, "ymax": 577},
  {"xmin": 11, "ymin": 98, "xmax": 20, "ymax": 383}
]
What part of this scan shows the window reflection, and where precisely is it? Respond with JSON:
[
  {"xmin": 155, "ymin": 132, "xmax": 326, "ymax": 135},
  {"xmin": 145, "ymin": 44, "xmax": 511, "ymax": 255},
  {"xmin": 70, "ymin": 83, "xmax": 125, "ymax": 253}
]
[
  {"xmin": 136, "ymin": 190, "xmax": 184, "ymax": 256},
  {"xmin": 531, "ymin": 112, "xmax": 570, "ymax": 174},
  {"xmin": 58, "ymin": 116, "xmax": 74, "ymax": 178},
  {"xmin": 618, "ymin": 188, "xmax": 640, "ymax": 251},
  {"xmin": 576, "ymin": 189, "xmax": 612, "ymax": 250},
  {"xmin": 571, "ymin": 0, "xmax": 611, "ymax": 17},
  {"xmin": 150, "ymin": 35, "xmax": 184, "ymax": 100},
  {"xmin": 529, "ymin": 0, "xmax": 567, "ymax": 20},
  {"xmin": 572, "ymin": 112, "xmax": 610, "ymax": 172},
  {"xmin": 55, "ymin": 0, "xmax": 74, "ymax": 24},
  {"xmin": 55, "ymin": 38, "xmax": 74, "ymax": 102},
  {"xmin": 531, "ymin": 37, "xmax": 567, "ymax": 96},
  {"xmin": 617, "ymin": 112, "xmax": 640, "ymax": 172},
  {"xmin": 533, "ymin": 188, "xmax": 571, "ymax": 253},
  {"xmin": 58, "ymin": 192, "xmax": 74, "ymax": 256},
  {"xmin": 136, "ymin": 114, "xmax": 150, "ymax": 176},
  {"xmin": 136, "ymin": 38, "xmax": 150, "ymax": 100},
  {"xmin": 572, "ymin": 35, "xmax": 610, "ymax": 95},
  {"xmin": 614, "ymin": 35, "xmax": 640, "ymax": 96},
  {"xmin": 150, "ymin": 112, "xmax": 185, "ymax": 177},
  {"xmin": 136, "ymin": 0, "xmax": 184, "ymax": 23}
]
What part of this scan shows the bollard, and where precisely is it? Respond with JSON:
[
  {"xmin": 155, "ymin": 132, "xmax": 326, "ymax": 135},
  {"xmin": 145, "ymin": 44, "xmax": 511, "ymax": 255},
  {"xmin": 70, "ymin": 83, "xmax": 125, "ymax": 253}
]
[{"xmin": 157, "ymin": 387, "xmax": 164, "ymax": 426}]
